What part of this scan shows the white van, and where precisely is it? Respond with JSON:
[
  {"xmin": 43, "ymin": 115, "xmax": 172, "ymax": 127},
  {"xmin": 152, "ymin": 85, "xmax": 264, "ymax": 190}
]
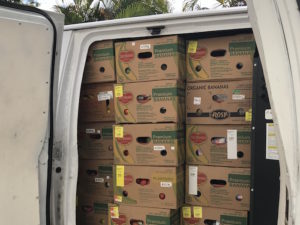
[{"xmin": 0, "ymin": 1, "xmax": 299, "ymax": 225}]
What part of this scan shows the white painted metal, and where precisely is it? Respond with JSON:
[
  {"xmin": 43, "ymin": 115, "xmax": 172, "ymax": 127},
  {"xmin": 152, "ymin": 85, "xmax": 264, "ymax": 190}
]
[
  {"xmin": 0, "ymin": 6, "xmax": 53, "ymax": 225},
  {"xmin": 247, "ymin": 0, "xmax": 300, "ymax": 224},
  {"xmin": 55, "ymin": 9, "xmax": 251, "ymax": 225}
]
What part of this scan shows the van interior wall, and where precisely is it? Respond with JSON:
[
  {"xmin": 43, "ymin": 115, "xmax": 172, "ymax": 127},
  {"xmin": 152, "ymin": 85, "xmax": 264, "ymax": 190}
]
[{"xmin": 76, "ymin": 28, "xmax": 280, "ymax": 225}]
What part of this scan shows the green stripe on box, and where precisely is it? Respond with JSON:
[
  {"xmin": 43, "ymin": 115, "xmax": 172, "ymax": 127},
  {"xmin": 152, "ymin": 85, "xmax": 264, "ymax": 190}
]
[
  {"xmin": 220, "ymin": 215, "xmax": 247, "ymax": 225},
  {"xmin": 146, "ymin": 215, "xmax": 170, "ymax": 225}
]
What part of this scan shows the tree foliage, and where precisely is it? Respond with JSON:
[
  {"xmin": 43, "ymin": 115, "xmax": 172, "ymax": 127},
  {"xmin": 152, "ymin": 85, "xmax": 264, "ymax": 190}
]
[
  {"xmin": 55, "ymin": 0, "xmax": 170, "ymax": 25},
  {"xmin": 183, "ymin": 0, "xmax": 247, "ymax": 11}
]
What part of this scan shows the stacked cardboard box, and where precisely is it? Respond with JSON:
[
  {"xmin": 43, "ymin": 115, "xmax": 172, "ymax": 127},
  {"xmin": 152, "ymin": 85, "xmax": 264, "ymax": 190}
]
[
  {"xmin": 77, "ymin": 40, "xmax": 116, "ymax": 224},
  {"xmin": 110, "ymin": 35, "xmax": 186, "ymax": 224},
  {"xmin": 183, "ymin": 34, "xmax": 256, "ymax": 224}
]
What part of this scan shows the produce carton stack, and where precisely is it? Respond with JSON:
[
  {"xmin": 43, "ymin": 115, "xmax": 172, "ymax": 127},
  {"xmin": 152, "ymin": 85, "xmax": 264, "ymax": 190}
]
[
  {"xmin": 110, "ymin": 35, "xmax": 186, "ymax": 224},
  {"xmin": 183, "ymin": 34, "xmax": 256, "ymax": 225},
  {"xmin": 77, "ymin": 40, "xmax": 116, "ymax": 225}
]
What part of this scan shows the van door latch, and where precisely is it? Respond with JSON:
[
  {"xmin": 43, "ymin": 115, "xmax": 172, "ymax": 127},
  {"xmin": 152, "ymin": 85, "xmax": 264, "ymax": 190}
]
[{"xmin": 147, "ymin": 26, "xmax": 165, "ymax": 35}]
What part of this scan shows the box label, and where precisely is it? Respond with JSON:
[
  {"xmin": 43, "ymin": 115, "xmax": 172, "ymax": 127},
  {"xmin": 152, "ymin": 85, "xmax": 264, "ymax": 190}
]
[
  {"xmin": 85, "ymin": 128, "xmax": 95, "ymax": 134},
  {"xmin": 228, "ymin": 174, "xmax": 251, "ymax": 187},
  {"xmin": 114, "ymin": 85, "xmax": 123, "ymax": 97},
  {"xmin": 182, "ymin": 207, "xmax": 192, "ymax": 218},
  {"xmin": 114, "ymin": 126, "xmax": 124, "ymax": 138},
  {"xmin": 227, "ymin": 129, "xmax": 238, "ymax": 159},
  {"xmin": 116, "ymin": 165, "xmax": 124, "ymax": 187},
  {"xmin": 232, "ymin": 94, "xmax": 245, "ymax": 100},
  {"xmin": 95, "ymin": 177, "xmax": 104, "ymax": 183},
  {"xmin": 160, "ymin": 182, "xmax": 172, "ymax": 188},
  {"xmin": 194, "ymin": 97, "xmax": 201, "ymax": 105},
  {"xmin": 97, "ymin": 91, "xmax": 113, "ymax": 101},
  {"xmin": 188, "ymin": 41, "xmax": 198, "ymax": 53},
  {"xmin": 110, "ymin": 206, "xmax": 119, "ymax": 219},
  {"xmin": 140, "ymin": 44, "xmax": 151, "ymax": 49},
  {"xmin": 154, "ymin": 145, "xmax": 166, "ymax": 151},
  {"xmin": 92, "ymin": 48, "xmax": 114, "ymax": 60},
  {"xmin": 245, "ymin": 109, "xmax": 252, "ymax": 122},
  {"xmin": 220, "ymin": 215, "xmax": 247, "ymax": 225},
  {"xmin": 114, "ymin": 195, "xmax": 122, "ymax": 203},
  {"xmin": 189, "ymin": 166, "xmax": 198, "ymax": 195},
  {"xmin": 146, "ymin": 215, "xmax": 170, "ymax": 225},
  {"xmin": 193, "ymin": 207, "xmax": 202, "ymax": 219},
  {"xmin": 154, "ymin": 43, "xmax": 178, "ymax": 58},
  {"xmin": 266, "ymin": 123, "xmax": 279, "ymax": 160},
  {"xmin": 229, "ymin": 41, "xmax": 256, "ymax": 56}
]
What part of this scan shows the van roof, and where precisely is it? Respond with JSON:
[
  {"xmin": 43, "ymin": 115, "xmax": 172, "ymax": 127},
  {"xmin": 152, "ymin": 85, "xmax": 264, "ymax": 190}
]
[{"xmin": 64, "ymin": 6, "xmax": 248, "ymax": 31}]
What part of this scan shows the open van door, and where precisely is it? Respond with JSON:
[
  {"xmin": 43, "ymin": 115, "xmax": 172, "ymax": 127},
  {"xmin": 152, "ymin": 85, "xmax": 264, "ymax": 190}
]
[
  {"xmin": 247, "ymin": 0, "xmax": 300, "ymax": 224},
  {"xmin": 0, "ymin": 2, "xmax": 63, "ymax": 225}
]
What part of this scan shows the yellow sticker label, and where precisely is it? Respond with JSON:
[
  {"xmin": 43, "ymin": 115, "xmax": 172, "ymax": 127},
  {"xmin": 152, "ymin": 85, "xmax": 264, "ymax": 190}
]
[
  {"xmin": 245, "ymin": 108, "xmax": 252, "ymax": 122},
  {"xmin": 188, "ymin": 41, "xmax": 198, "ymax": 53},
  {"xmin": 114, "ymin": 195, "xmax": 123, "ymax": 203},
  {"xmin": 193, "ymin": 206, "xmax": 203, "ymax": 218},
  {"xmin": 114, "ymin": 126, "xmax": 124, "ymax": 138},
  {"xmin": 116, "ymin": 165, "xmax": 124, "ymax": 187},
  {"xmin": 182, "ymin": 207, "xmax": 191, "ymax": 218},
  {"xmin": 114, "ymin": 85, "xmax": 123, "ymax": 97},
  {"xmin": 110, "ymin": 206, "xmax": 119, "ymax": 219}
]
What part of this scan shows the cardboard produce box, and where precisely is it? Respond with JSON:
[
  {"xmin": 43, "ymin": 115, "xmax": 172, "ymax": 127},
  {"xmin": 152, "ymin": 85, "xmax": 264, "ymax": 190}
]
[
  {"xmin": 78, "ymin": 160, "xmax": 113, "ymax": 199},
  {"xmin": 186, "ymin": 34, "xmax": 256, "ymax": 82},
  {"xmin": 108, "ymin": 204, "xmax": 180, "ymax": 225},
  {"xmin": 77, "ymin": 194, "xmax": 109, "ymax": 225},
  {"xmin": 185, "ymin": 165, "xmax": 250, "ymax": 210},
  {"xmin": 113, "ymin": 123, "xmax": 185, "ymax": 166},
  {"xmin": 113, "ymin": 165, "xmax": 184, "ymax": 209},
  {"xmin": 186, "ymin": 80, "xmax": 252, "ymax": 125},
  {"xmin": 115, "ymin": 35, "xmax": 185, "ymax": 83},
  {"xmin": 114, "ymin": 80, "xmax": 185, "ymax": 123},
  {"xmin": 186, "ymin": 125, "xmax": 251, "ymax": 167},
  {"xmin": 181, "ymin": 205, "xmax": 248, "ymax": 225},
  {"xmin": 79, "ymin": 82, "xmax": 115, "ymax": 122},
  {"xmin": 78, "ymin": 122, "xmax": 113, "ymax": 160},
  {"xmin": 83, "ymin": 40, "xmax": 115, "ymax": 84}
]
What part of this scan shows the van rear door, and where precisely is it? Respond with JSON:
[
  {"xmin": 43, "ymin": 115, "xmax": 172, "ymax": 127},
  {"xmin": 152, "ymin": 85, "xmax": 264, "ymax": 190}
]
[
  {"xmin": 0, "ymin": 3, "xmax": 63, "ymax": 225},
  {"xmin": 248, "ymin": 0, "xmax": 300, "ymax": 224}
]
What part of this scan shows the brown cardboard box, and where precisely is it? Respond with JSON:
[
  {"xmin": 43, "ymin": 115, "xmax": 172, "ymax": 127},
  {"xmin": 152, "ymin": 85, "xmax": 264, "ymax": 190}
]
[
  {"xmin": 186, "ymin": 34, "xmax": 256, "ymax": 82},
  {"xmin": 113, "ymin": 123, "xmax": 185, "ymax": 166},
  {"xmin": 186, "ymin": 80, "xmax": 252, "ymax": 125},
  {"xmin": 181, "ymin": 206, "xmax": 248, "ymax": 225},
  {"xmin": 79, "ymin": 82, "xmax": 115, "ymax": 122},
  {"xmin": 115, "ymin": 35, "xmax": 185, "ymax": 83},
  {"xmin": 186, "ymin": 125, "xmax": 251, "ymax": 167},
  {"xmin": 185, "ymin": 165, "xmax": 250, "ymax": 210},
  {"xmin": 77, "ymin": 194, "xmax": 109, "ymax": 225},
  {"xmin": 83, "ymin": 40, "xmax": 115, "ymax": 84},
  {"xmin": 78, "ymin": 160, "xmax": 114, "ymax": 199},
  {"xmin": 114, "ymin": 80, "xmax": 185, "ymax": 123},
  {"xmin": 78, "ymin": 122, "xmax": 114, "ymax": 160},
  {"xmin": 113, "ymin": 165, "xmax": 184, "ymax": 209},
  {"xmin": 108, "ymin": 204, "xmax": 180, "ymax": 225}
]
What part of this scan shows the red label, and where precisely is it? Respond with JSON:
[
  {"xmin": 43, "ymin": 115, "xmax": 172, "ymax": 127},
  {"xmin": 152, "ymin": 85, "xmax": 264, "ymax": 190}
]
[
  {"xmin": 190, "ymin": 132, "xmax": 207, "ymax": 144},
  {"xmin": 118, "ymin": 92, "xmax": 133, "ymax": 104},
  {"xmin": 190, "ymin": 47, "xmax": 207, "ymax": 60},
  {"xmin": 124, "ymin": 175, "xmax": 133, "ymax": 185},
  {"xmin": 198, "ymin": 173, "xmax": 207, "ymax": 184},
  {"xmin": 112, "ymin": 215, "xmax": 126, "ymax": 225},
  {"xmin": 117, "ymin": 134, "xmax": 133, "ymax": 145},
  {"xmin": 119, "ymin": 51, "xmax": 134, "ymax": 62},
  {"xmin": 184, "ymin": 218, "xmax": 200, "ymax": 224}
]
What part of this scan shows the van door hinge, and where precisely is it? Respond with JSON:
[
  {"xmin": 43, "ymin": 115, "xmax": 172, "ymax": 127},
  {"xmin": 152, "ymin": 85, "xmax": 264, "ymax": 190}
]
[{"xmin": 147, "ymin": 26, "xmax": 165, "ymax": 35}]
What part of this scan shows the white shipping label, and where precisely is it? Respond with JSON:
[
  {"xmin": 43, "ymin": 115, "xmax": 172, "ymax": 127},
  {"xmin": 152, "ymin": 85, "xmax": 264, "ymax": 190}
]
[
  {"xmin": 154, "ymin": 146, "xmax": 165, "ymax": 151},
  {"xmin": 216, "ymin": 222, "xmax": 220, "ymax": 225},
  {"xmin": 95, "ymin": 178, "xmax": 104, "ymax": 183},
  {"xmin": 194, "ymin": 97, "xmax": 201, "ymax": 105},
  {"xmin": 171, "ymin": 146, "xmax": 175, "ymax": 151},
  {"xmin": 86, "ymin": 129, "xmax": 95, "ymax": 134},
  {"xmin": 189, "ymin": 166, "xmax": 198, "ymax": 195},
  {"xmin": 140, "ymin": 44, "xmax": 151, "ymax": 49},
  {"xmin": 266, "ymin": 123, "xmax": 279, "ymax": 160},
  {"xmin": 97, "ymin": 91, "xmax": 113, "ymax": 101},
  {"xmin": 227, "ymin": 130, "xmax": 237, "ymax": 159},
  {"xmin": 232, "ymin": 94, "xmax": 245, "ymax": 100},
  {"xmin": 160, "ymin": 182, "xmax": 172, "ymax": 188},
  {"xmin": 265, "ymin": 109, "xmax": 273, "ymax": 120}
]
